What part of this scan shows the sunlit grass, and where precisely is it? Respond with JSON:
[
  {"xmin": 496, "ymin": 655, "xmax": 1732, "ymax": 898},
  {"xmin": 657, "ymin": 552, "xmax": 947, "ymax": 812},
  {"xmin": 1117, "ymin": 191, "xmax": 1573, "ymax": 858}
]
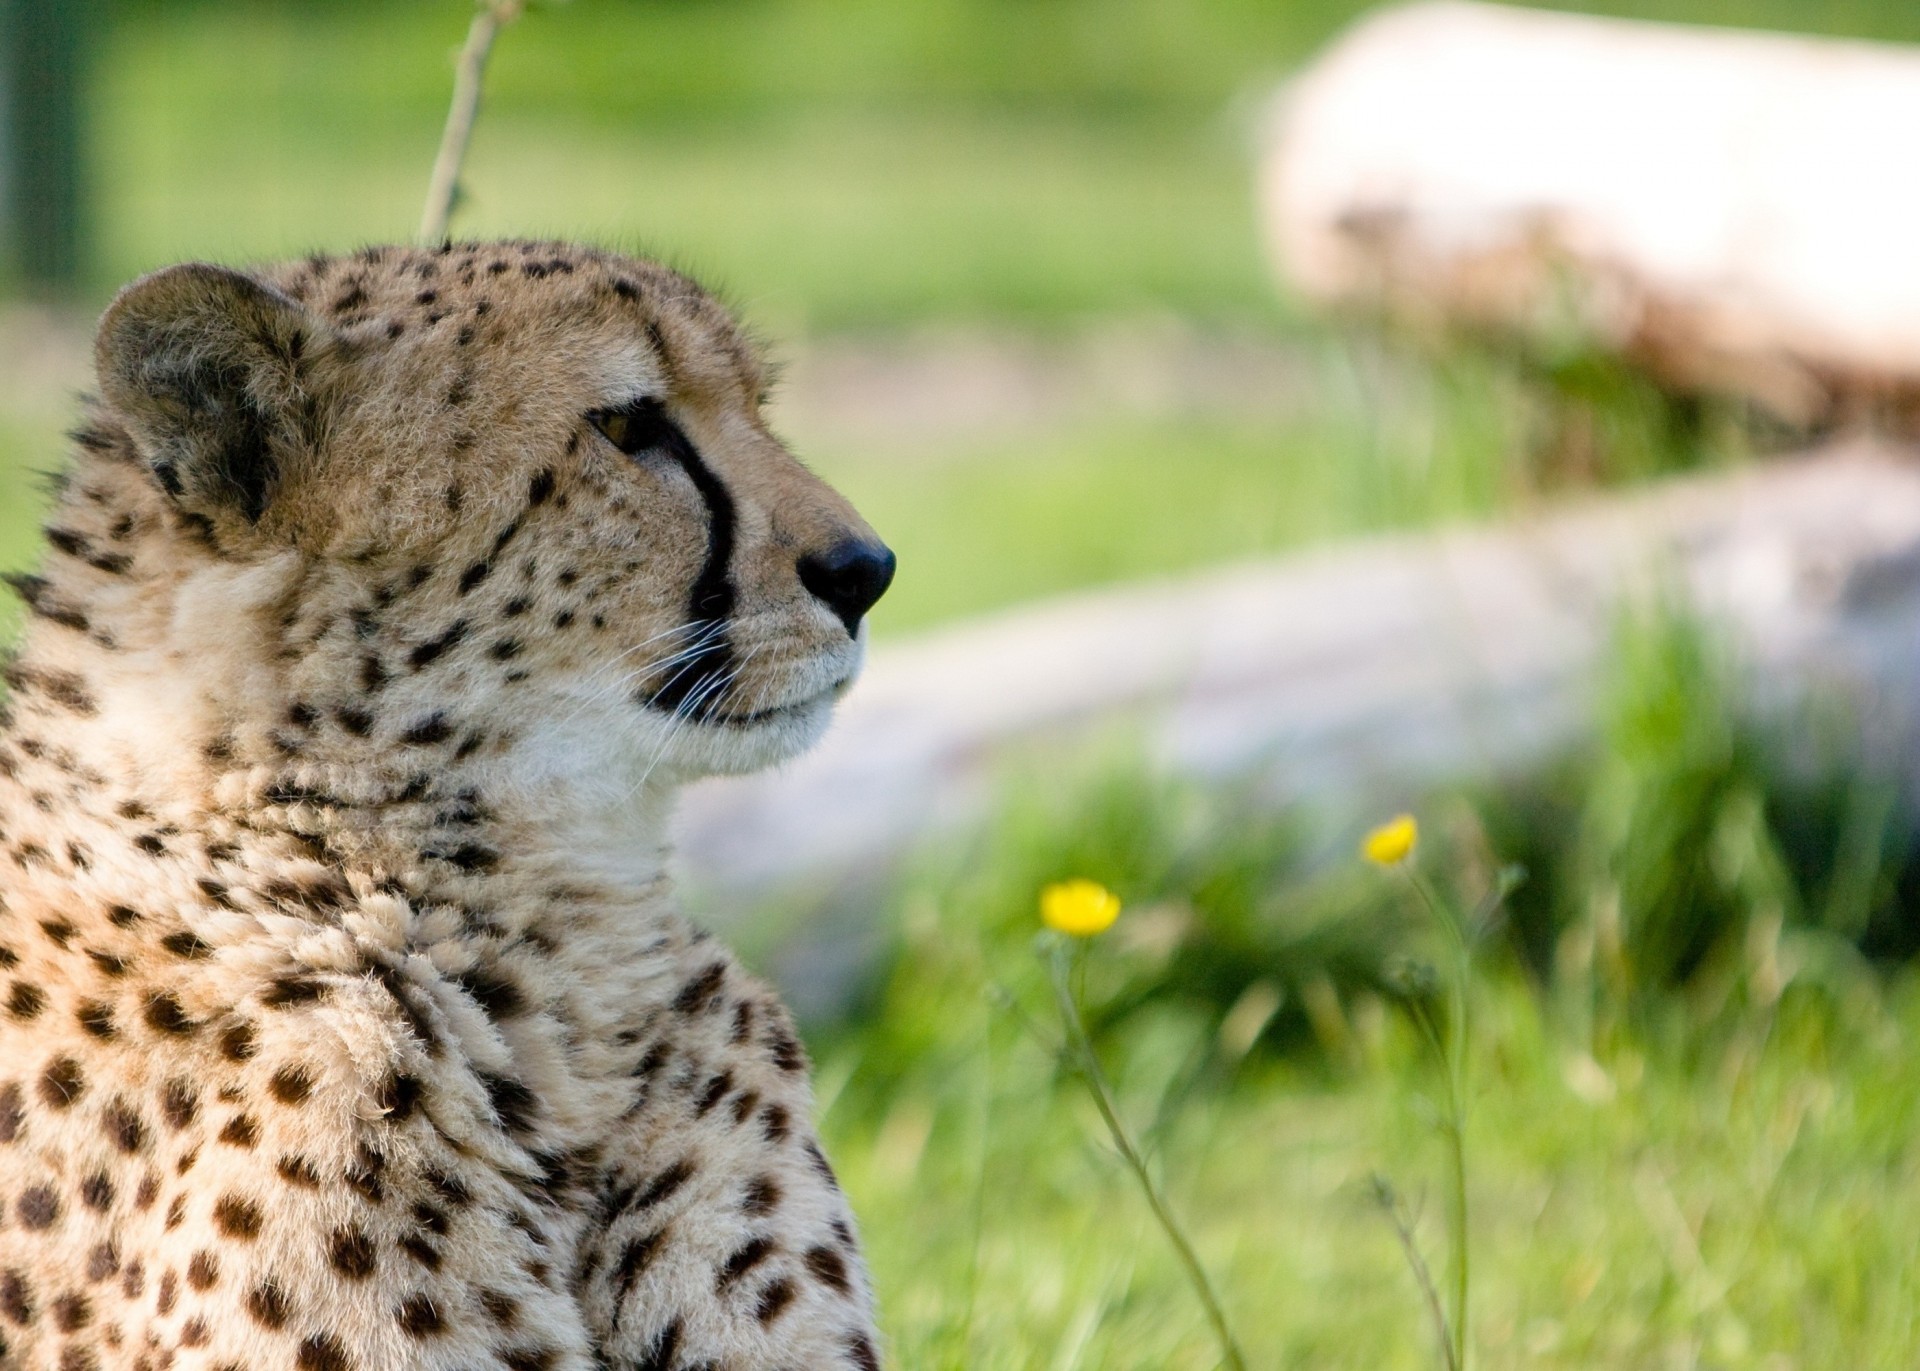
[
  {"xmin": 822, "ymin": 964, "xmax": 1920, "ymax": 1369},
  {"xmin": 797, "ymin": 599, "xmax": 1920, "ymax": 1366}
]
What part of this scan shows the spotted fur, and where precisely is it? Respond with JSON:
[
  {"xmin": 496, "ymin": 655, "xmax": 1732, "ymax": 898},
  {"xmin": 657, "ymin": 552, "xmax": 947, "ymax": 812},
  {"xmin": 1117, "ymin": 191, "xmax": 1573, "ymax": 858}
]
[{"xmin": 0, "ymin": 241, "xmax": 892, "ymax": 1371}]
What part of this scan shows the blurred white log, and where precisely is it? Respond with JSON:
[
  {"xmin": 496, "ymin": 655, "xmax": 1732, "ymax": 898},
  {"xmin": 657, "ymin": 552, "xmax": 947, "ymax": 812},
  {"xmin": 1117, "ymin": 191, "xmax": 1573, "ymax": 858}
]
[
  {"xmin": 1259, "ymin": 1, "xmax": 1920, "ymax": 427},
  {"xmin": 677, "ymin": 445, "xmax": 1920, "ymax": 907}
]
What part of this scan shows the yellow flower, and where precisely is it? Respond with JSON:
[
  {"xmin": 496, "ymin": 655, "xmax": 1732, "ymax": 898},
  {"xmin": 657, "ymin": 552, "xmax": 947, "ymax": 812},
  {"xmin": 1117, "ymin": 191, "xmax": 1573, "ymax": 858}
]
[
  {"xmin": 1363, "ymin": 814, "xmax": 1418, "ymax": 867},
  {"xmin": 1040, "ymin": 879, "xmax": 1122, "ymax": 937}
]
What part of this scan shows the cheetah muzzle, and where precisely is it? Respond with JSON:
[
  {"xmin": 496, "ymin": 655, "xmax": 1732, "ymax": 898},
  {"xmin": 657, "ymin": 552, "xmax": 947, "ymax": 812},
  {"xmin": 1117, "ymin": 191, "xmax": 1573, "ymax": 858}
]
[{"xmin": 0, "ymin": 241, "xmax": 893, "ymax": 1371}]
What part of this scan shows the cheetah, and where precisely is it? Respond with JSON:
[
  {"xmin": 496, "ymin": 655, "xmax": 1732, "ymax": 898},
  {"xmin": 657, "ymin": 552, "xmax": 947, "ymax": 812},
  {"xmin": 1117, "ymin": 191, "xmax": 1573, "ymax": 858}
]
[{"xmin": 0, "ymin": 241, "xmax": 895, "ymax": 1371}]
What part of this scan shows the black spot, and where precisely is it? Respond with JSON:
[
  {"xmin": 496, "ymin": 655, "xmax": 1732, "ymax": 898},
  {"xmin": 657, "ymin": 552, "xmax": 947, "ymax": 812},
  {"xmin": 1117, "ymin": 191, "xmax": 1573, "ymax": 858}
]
[
  {"xmin": 162, "ymin": 1080, "xmax": 198, "ymax": 1129},
  {"xmin": 481, "ymin": 1073, "xmax": 538, "ymax": 1134},
  {"xmin": 161, "ymin": 931, "xmax": 211, "ymax": 959},
  {"xmin": 674, "ymin": 963, "xmax": 727, "ymax": 1015},
  {"xmin": 276, "ymin": 1155, "xmax": 322, "ymax": 1188},
  {"xmin": 397, "ymin": 1293, "xmax": 445, "ymax": 1337},
  {"xmin": 767, "ymin": 1022, "xmax": 808, "ymax": 1073},
  {"xmin": 212, "ymin": 1193, "xmax": 264, "ymax": 1239},
  {"xmin": 328, "ymin": 1227, "xmax": 376, "ymax": 1280},
  {"xmin": 296, "ymin": 1333, "xmax": 352, "ymax": 1371},
  {"xmin": 753, "ymin": 1277, "xmax": 796, "ymax": 1325},
  {"xmin": 0, "ymin": 1270, "xmax": 30, "ymax": 1325},
  {"xmin": 49, "ymin": 1290, "xmax": 89, "ymax": 1331},
  {"xmin": 613, "ymin": 1228, "xmax": 668, "ymax": 1301},
  {"xmin": 39, "ymin": 1056, "xmax": 85, "ymax": 1107},
  {"xmin": 186, "ymin": 1251, "xmax": 218, "ymax": 1290},
  {"xmin": 220, "ymin": 1021, "xmax": 258, "ymax": 1059},
  {"xmin": 426, "ymin": 1168, "xmax": 472, "ymax": 1207},
  {"xmin": 847, "ymin": 1332, "xmax": 882, "ymax": 1371},
  {"xmin": 742, "ymin": 1176, "xmax": 780, "ymax": 1216},
  {"xmin": 631, "ymin": 1159, "xmax": 694, "ymax": 1213},
  {"xmin": 6, "ymin": 574, "xmax": 90, "ymax": 633},
  {"xmin": 762, "ymin": 1103, "xmax": 791, "ymax": 1143},
  {"xmin": 717, "ymin": 1236, "xmax": 775, "ymax": 1289},
  {"xmin": 428, "ymin": 843, "xmax": 498, "ymax": 873},
  {"xmin": 456, "ymin": 968, "xmax": 526, "ymax": 1019},
  {"xmin": 805, "ymin": 1244, "xmax": 852, "ymax": 1294},
  {"xmin": 695, "ymin": 1071, "xmax": 732, "ymax": 1117},
  {"xmin": 75, "ymin": 1239, "xmax": 118, "ymax": 1290},
  {"xmin": 103, "ymin": 1099, "xmax": 146, "ymax": 1153},
  {"xmin": 261, "ymin": 976, "xmax": 327, "ymax": 1008},
  {"xmin": 633, "ymin": 1317, "xmax": 681, "ymax": 1371},
  {"xmin": 18, "ymin": 1185, "xmax": 58, "ymax": 1229},
  {"xmin": 269, "ymin": 1067, "xmax": 314, "ymax": 1104},
  {"xmin": 248, "ymin": 1277, "xmax": 292, "ymax": 1328},
  {"xmin": 412, "ymin": 1201, "xmax": 450, "ymax": 1237},
  {"xmin": 143, "ymin": 994, "xmax": 195, "ymax": 1034},
  {"xmin": 375, "ymin": 1074, "xmax": 422, "ymax": 1121},
  {"xmin": 408, "ymin": 620, "xmax": 469, "ymax": 670},
  {"xmin": 401, "ymin": 714, "xmax": 454, "ymax": 746}
]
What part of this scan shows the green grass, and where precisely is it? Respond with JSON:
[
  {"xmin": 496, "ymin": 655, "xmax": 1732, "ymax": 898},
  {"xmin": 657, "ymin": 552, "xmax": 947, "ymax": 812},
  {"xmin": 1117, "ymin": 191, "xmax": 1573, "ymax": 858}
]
[
  {"xmin": 92, "ymin": 0, "xmax": 1288, "ymax": 331},
  {"xmin": 820, "ymin": 968, "xmax": 1920, "ymax": 1368},
  {"xmin": 80, "ymin": 0, "xmax": 1920, "ymax": 329},
  {"xmin": 773, "ymin": 600, "xmax": 1920, "ymax": 1367}
]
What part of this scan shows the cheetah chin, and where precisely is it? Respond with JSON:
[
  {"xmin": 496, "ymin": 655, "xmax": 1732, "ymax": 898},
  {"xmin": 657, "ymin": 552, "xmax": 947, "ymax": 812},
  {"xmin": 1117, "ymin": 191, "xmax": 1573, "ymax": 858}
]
[{"xmin": 0, "ymin": 242, "xmax": 892, "ymax": 1371}]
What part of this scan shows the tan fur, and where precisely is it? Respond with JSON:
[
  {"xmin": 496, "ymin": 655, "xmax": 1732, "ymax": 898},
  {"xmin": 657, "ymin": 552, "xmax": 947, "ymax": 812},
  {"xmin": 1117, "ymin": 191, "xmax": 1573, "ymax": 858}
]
[{"xmin": 0, "ymin": 242, "xmax": 888, "ymax": 1371}]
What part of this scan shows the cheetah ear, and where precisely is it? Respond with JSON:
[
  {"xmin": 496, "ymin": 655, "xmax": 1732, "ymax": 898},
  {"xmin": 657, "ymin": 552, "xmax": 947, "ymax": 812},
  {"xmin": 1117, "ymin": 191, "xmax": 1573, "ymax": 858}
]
[{"xmin": 95, "ymin": 263, "xmax": 323, "ymax": 523}]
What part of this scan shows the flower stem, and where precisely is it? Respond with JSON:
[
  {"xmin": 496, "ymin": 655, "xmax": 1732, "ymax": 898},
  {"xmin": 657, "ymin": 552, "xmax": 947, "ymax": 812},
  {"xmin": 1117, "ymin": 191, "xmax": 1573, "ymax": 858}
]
[
  {"xmin": 1404, "ymin": 871, "xmax": 1471, "ymax": 1371},
  {"xmin": 1373, "ymin": 1176, "xmax": 1461, "ymax": 1371},
  {"xmin": 1048, "ymin": 944, "xmax": 1248, "ymax": 1371}
]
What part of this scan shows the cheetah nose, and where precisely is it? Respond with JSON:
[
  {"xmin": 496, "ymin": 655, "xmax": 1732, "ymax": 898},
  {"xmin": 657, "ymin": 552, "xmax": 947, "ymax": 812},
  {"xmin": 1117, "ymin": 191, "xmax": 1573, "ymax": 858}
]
[{"xmin": 797, "ymin": 538, "xmax": 896, "ymax": 636}]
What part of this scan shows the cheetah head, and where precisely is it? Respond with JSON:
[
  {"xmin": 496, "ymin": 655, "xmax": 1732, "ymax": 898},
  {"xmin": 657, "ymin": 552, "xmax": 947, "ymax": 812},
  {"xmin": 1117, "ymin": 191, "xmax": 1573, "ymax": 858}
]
[{"xmin": 91, "ymin": 243, "xmax": 893, "ymax": 791}]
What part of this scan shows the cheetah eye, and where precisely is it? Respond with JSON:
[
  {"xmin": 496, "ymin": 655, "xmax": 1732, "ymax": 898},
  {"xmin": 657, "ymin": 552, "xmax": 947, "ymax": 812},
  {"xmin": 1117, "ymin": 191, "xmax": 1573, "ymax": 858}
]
[{"xmin": 589, "ymin": 398, "xmax": 682, "ymax": 457}]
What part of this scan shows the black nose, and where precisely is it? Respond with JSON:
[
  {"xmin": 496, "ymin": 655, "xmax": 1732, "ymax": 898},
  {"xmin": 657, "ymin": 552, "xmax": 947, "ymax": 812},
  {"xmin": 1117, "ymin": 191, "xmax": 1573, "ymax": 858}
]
[{"xmin": 798, "ymin": 538, "xmax": 896, "ymax": 636}]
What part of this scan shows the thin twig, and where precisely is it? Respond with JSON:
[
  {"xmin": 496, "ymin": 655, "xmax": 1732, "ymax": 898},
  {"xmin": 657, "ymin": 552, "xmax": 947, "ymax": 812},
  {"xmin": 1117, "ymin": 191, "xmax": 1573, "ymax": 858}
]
[
  {"xmin": 1048, "ymin": 945, "xmax": 1248, "ymax": 1371},
  {"xmin": 1372, "ymin": 1177, "xmax": 1461, "ymax": 1371},
  {"xmin": 420, "ymin": 0, "xmax": 527, "ymax": 244}
]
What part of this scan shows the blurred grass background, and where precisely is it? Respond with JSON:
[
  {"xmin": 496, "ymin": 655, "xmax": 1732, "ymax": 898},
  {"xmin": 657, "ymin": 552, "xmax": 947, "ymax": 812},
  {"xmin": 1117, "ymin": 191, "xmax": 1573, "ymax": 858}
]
[
  {"xmin": 6, "ymin": 0, "xmax": 1918, "ymax": 629},
  {"xmin": 7, "ymin": 2, "xmax": 1920, "ymax": 1365}
]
